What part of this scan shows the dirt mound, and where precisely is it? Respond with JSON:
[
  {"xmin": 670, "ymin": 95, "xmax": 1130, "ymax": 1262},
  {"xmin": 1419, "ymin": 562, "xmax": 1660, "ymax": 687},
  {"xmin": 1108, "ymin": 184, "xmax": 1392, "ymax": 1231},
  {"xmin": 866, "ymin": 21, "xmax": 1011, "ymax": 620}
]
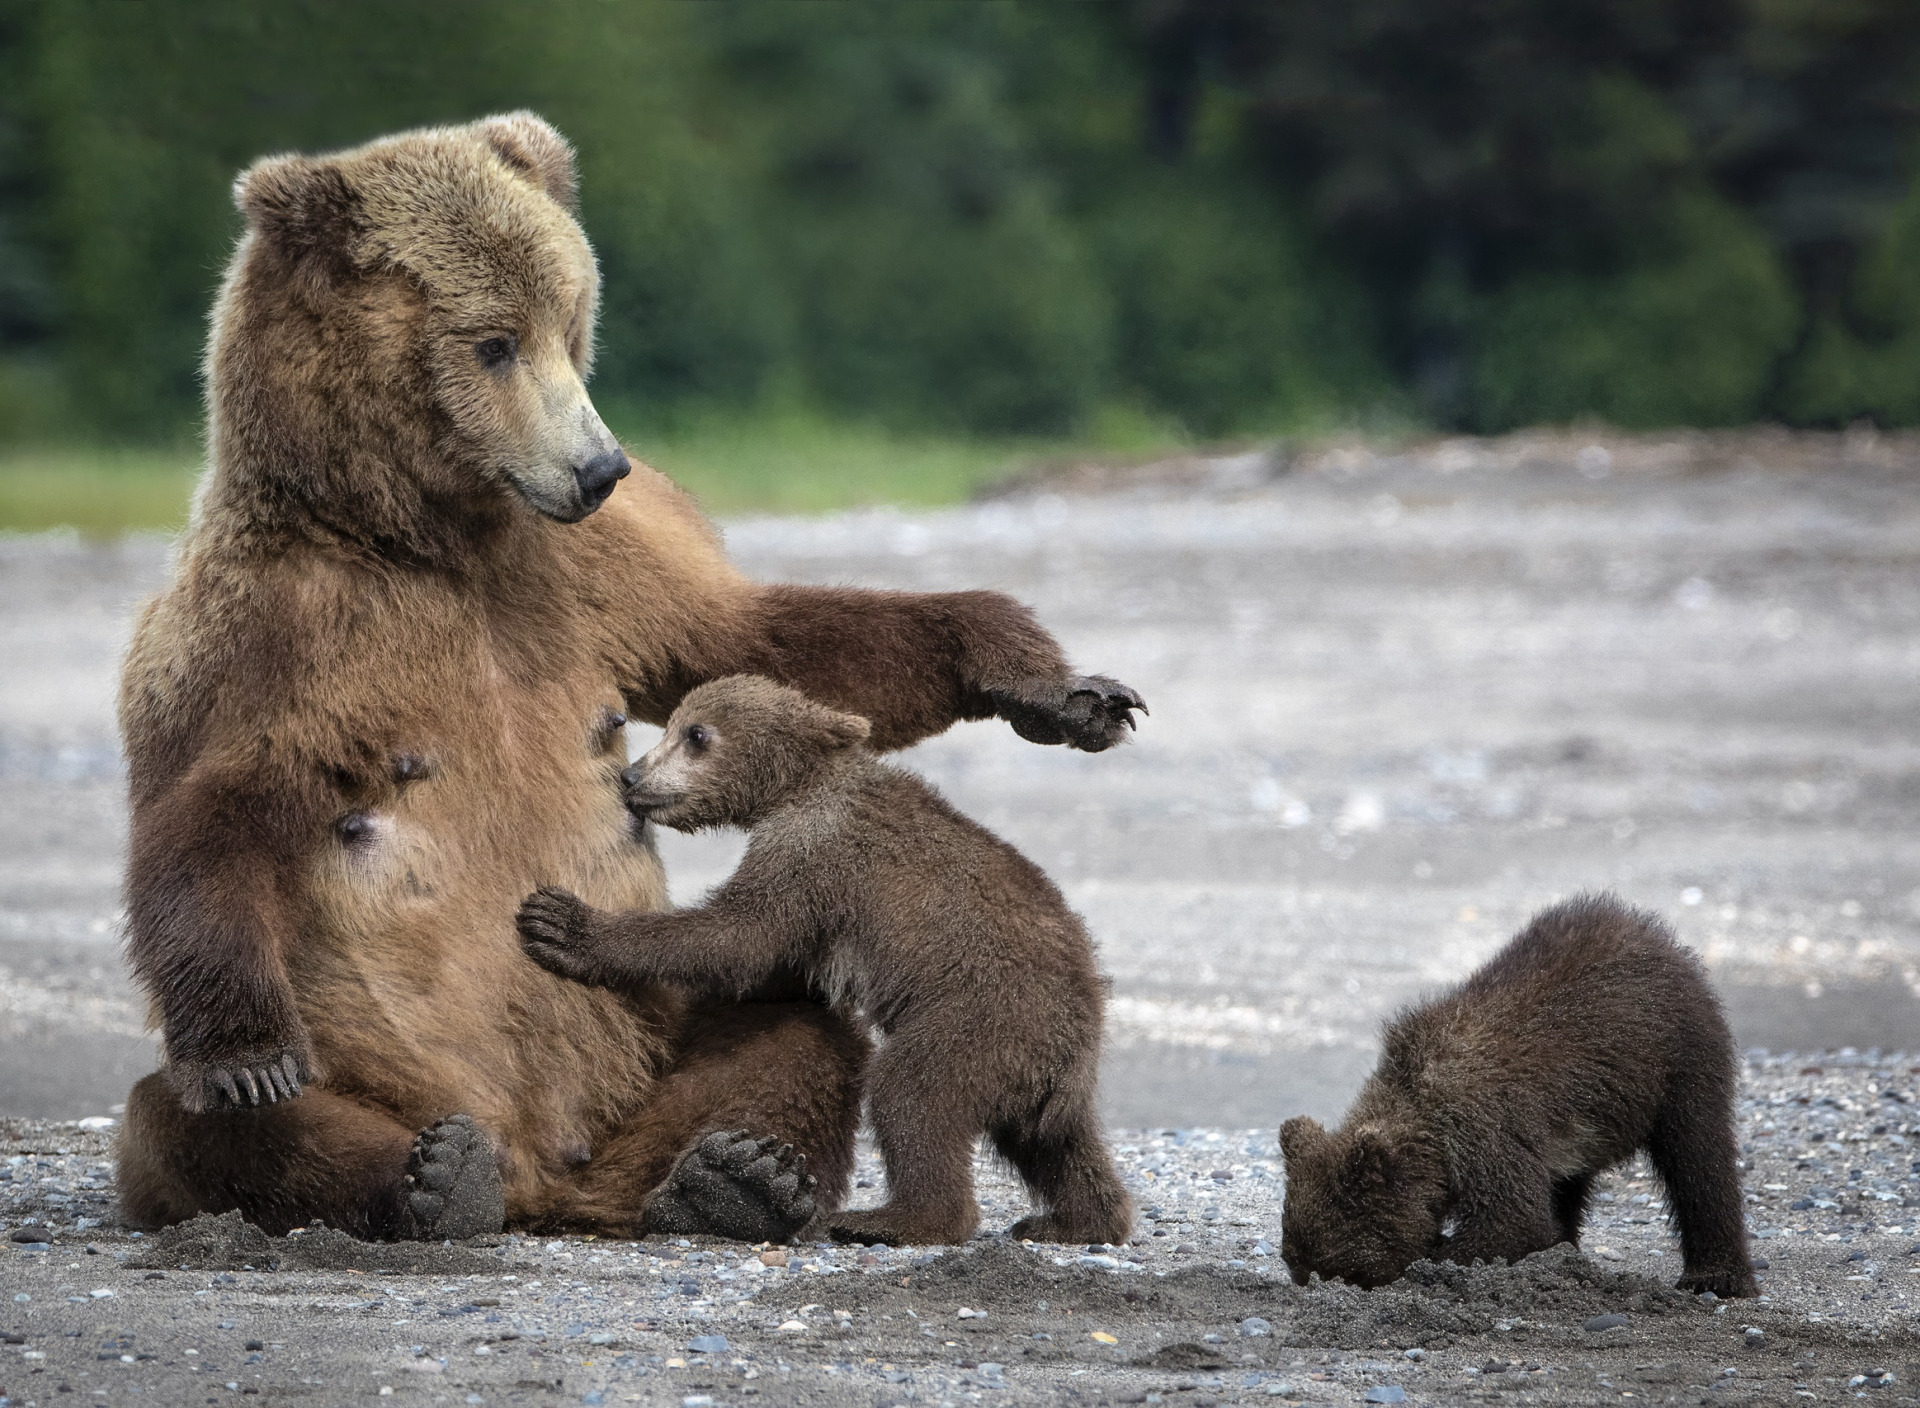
[
  {"xmin": 126, "ymin": 1211, "xmax": 278, "ymax": 1271},
  {"xmin": 1286, "ymin": 1247, "xmax": 1696, "ymax": 1350},
  {"xmin": 126, "ymin": 1211, "xmax": 504, "ymax": 1274}
]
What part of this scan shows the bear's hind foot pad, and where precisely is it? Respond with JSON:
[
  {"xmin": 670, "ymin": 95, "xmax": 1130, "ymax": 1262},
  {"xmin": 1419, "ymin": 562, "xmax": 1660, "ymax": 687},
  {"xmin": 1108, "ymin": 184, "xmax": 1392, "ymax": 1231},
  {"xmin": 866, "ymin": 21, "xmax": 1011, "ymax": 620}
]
[
  {"xmin": 396, "ymin": 1114, "xmax": 505, "ymax": 1242},
  {"xmin": 645, "ymin": 1130, "xmax": 815, "ymax": 1244}
]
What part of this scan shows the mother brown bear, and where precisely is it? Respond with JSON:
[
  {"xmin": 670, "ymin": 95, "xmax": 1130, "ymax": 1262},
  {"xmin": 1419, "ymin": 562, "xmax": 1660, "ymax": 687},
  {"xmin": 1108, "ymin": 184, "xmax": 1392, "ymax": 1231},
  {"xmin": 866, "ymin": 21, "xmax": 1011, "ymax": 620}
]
[{"xmin": 115, "ymin": 113, "xmax": 1142, "ymax": 1244}]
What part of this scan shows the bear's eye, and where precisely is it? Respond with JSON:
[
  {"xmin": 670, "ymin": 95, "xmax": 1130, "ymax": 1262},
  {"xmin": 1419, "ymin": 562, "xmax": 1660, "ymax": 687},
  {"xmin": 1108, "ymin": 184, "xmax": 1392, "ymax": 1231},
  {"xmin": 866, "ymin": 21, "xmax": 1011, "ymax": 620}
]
[
  {"xmin": 474, "ymin": 335, "xmax": 519, "ymax": 370},
  {"xmin": 684, "ymin": 723, "xmax": 711, "ymax": 752}
]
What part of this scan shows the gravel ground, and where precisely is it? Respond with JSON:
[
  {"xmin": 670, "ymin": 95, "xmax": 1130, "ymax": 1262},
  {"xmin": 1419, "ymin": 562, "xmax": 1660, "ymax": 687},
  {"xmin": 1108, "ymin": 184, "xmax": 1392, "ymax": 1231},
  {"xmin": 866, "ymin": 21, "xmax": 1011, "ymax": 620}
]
[
  {"xmin": 6, "ymin": 1056, "xmax": 1920, "ymax": 1406},
  {"xmin": 2, "ymin": 427, "xmax": 1919, "ymax": 1401}
]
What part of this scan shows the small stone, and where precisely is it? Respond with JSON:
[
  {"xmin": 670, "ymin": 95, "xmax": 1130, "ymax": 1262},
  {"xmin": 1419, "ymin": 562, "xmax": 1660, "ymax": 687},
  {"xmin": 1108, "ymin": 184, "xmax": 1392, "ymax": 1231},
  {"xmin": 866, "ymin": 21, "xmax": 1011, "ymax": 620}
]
[
  {"xmin": 245, "ymin": 1340, "xmax": 264, "ymax": 1351},
  {"xmin": 1240, "ymin": 1317, "xmax": 1273, "ymax": 1338},
  {"xmin": 8, "ymin": 1227, "xmax": 49, "ymax": 1244},
  {"xmin": 758, "ymin": 1249, "xmax": 788, "ymax": 1268},
  {"xmin": 1583, "ymin": 1313, "xmax": 1629, "ymax": 1333},
  {"xmin": 688, "ymin": 1334, "xmax": 729, "ymax": 1354},
  {"xmin": 1365, "ymin": 1388, "xmax": 1407, "ymax": 1403},
  {"xmin": 1402, "ymin": 1348, "xmax": 1426, "ymax": 1361},
  {"xmin": 1744, "ymin": 1328, "xmax": 1765, "ymax": 1348}
]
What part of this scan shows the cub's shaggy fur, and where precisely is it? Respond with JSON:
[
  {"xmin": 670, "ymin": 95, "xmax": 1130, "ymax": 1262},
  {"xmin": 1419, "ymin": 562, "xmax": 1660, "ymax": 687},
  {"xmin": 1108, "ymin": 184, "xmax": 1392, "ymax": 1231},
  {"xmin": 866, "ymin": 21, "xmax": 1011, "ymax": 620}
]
[
  {"xmin": 114, "ymin": 114, "xmax": 1142, "ymax": 1243},
  {"xmin": 517, "ymin": 676, "xmax": 1133, "ymax": 1247},
  {"xmin": 1279, "ymin": 895, "xmax": 1755, "ymax": 1297}
]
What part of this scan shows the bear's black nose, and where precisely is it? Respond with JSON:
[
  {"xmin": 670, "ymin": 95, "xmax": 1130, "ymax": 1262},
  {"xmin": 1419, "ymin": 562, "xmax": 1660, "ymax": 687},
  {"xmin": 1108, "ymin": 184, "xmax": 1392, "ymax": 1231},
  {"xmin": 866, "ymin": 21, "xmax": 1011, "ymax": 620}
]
[
  {"xmin": 574, "ymin": 448, "xmax": 630, "ymax": 510},
  {"xmin": 620, "ymin": 762, "xmax": 645, "ymax": 791}
]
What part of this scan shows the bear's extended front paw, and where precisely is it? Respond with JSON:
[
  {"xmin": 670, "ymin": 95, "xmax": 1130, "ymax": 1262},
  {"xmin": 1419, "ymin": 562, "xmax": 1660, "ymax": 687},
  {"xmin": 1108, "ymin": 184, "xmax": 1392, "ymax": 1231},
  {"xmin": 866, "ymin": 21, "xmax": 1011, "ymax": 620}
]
[
  {"xmin": 395, "ymin": 1114, "xmax": 505, "ymax": 1242},
  {"xmin": 990, "ymin": 675, "xmax": 1146, "ymax": 753},
  {"xmin": 645, "ymin": 1130, "xmax": 816, "ymax": 1244},
  {"xmin": 169, "ymin": 1049, "xmax": 309, "ymax": 1112},
  {"xmin": 517, "ymin": 887, "xmax": 600, "ymax": 981}
]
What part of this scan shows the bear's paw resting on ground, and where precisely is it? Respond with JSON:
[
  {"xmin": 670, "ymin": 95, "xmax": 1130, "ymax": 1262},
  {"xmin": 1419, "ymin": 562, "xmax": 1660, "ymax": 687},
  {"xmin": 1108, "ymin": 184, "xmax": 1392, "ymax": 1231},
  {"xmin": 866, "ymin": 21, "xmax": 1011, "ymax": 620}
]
[
  {"xmin": 517, "ymin": 675, "xmax": 1133, "ymax": 1247},
  {"xmin": 114, "ymin": 112, "xmax": 1141, "ymax": 1244},
  {"xmin": 1279, "ymin": 893, "xmax": 1756, "ymax": 1298}
]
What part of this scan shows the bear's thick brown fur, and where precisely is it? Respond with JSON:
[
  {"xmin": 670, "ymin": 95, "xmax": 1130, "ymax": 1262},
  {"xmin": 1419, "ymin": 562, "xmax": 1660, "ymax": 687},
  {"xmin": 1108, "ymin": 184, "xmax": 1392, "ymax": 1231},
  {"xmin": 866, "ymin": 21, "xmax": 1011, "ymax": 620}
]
[
  {"xmin": 1279, "ymin": 895, "xmax": 1756, "ymax": 1297},
  {"xmin": 115, "ymin": 113, "xmax": 1143, "ymax": 1243},
  {"xmin": 515, "ymin": 675, "xmax": 1134, "ymax": 1247}
]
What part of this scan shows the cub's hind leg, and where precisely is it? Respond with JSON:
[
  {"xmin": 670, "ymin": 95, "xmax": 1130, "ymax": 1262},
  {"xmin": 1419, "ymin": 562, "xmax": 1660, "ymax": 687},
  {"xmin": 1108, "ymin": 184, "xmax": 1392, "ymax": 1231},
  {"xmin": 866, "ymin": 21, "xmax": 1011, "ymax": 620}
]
[
  {"xmin": 828, "ymin": 1040, "xmax": 982, "ymax": 1246},
  {"xmin": 1551, "ymin": 1172, "xmax": 1595, "ymax": 1247},
  {"xmin": 994, "ymin": 1082, "xmax": 1132, "ymax": 1246},
  {"xmin": 1647, "ymin": 1063, "xmax": 1757, "ymax": 1297}
]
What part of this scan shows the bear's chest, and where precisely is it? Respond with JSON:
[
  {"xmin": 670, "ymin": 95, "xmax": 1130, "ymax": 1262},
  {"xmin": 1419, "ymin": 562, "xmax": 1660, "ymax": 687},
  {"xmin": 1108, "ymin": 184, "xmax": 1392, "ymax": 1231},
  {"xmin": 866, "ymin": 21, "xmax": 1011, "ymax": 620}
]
[{"xmin": 302, "ymin": 608, "xmax": 665, "ymax": 962}]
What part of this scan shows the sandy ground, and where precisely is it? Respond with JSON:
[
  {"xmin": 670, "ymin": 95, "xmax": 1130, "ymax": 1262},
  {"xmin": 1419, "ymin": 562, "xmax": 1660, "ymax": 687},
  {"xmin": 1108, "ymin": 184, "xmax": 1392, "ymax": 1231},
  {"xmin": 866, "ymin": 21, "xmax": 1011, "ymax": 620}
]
[
  {"xmin": 1, "ymin": 426, "xmax": 1918, "ymax": 1401},
  {"xmin": 6, "ymin": 1055, "xmax": 1920, "ymax": 1406}
]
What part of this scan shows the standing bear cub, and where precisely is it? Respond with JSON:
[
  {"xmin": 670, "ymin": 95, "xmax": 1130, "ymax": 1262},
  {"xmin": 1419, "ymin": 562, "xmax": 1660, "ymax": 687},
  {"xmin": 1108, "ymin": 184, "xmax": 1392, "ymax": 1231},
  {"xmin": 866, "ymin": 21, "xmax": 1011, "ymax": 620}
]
[
  {"xmin": 517, "ymin": 675, "xmax": 1133, "ymax": 1248},
  {"xmin": 1279, "ymin": 894, "xmax": 1756, "ymax": 1297}
]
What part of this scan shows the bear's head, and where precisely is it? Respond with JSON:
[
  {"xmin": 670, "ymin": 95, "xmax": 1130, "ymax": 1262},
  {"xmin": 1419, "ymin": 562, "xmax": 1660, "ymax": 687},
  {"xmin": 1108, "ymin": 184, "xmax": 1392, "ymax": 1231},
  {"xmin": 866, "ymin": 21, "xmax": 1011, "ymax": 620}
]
[
  {"xmin": 1277, "ymin": 1115, "xmax": 1448, "ymax": 1289},
  {"xmin": 211, "ymin": 112, "xmax": 628, "ymax": 539},
  {"xmin": 623, "ymin": 676, "xmax": 872, "ymax": 831}
]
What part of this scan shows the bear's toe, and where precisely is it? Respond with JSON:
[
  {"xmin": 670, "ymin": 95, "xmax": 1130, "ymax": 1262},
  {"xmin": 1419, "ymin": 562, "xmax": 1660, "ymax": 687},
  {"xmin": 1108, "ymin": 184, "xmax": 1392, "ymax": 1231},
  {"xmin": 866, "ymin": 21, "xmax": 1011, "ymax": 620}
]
[
  {"xmin": 396, "ymin": 1114, "xmax": 505, "ymax": 1242},
  {"xmin": 644, "ymin": 1129, "xmax": 816, "ymax": 1244}
]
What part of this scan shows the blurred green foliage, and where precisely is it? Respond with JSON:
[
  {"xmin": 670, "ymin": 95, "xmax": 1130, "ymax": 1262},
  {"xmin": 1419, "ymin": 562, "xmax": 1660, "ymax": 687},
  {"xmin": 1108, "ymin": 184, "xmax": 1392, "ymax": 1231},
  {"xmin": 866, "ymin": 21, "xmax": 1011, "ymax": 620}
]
[{"xmin": 2, "ymin": 0, "xmax": 1919, "ymax": 476}]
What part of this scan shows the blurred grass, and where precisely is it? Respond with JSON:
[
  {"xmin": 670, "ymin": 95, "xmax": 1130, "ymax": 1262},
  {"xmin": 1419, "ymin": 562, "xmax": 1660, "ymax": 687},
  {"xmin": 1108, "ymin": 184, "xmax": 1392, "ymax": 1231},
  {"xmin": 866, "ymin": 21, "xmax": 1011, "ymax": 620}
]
[
  {"xmin": 0, "ymin": 447, "xmax": 203, "ymax": 534},
  {"xmin": 0, "ymin": 403, "xmax": 1191, "ymax": 532}
]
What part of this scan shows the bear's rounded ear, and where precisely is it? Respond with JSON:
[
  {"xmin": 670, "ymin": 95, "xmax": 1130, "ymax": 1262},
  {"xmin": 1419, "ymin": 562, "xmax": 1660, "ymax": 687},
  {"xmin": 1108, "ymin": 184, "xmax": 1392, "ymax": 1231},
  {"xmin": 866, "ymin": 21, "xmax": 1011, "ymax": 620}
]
[
  {"xmin": 475, "ymin": 111, "xmax": 578, "ymax": 212},
  {"xmin": 234, "ymin": 154, "xmax": 360, "ymax": 254},
  {"xmin": 1344, "ymin": 1127, "xmax": 1395, "ymax": 1188},
  {"xmin": 1278, "ymin": 1116, "xmax": 1325, "ymax": 1167},
  {"xmin": 820, "ymin": 709, "xmax": 872, "ymax": 751}
]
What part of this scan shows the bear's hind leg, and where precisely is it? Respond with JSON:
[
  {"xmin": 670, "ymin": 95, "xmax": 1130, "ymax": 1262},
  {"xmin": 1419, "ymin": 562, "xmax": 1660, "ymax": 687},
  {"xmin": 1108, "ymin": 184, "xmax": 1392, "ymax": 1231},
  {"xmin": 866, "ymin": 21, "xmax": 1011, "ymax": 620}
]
[
  {"xmin": 119, "ymin": 1071, "xmax": 423, "ymax": 1239},
  {"xmin": 1551, "ymin": 1172, "xmax": 1595, "ymax": 1247},
  {"xmin": 994, "ymin": 1087, "xmax": 1132, "ymax": 1246},
  {"xmin": 827, "ymin": 1040, "xmax": 982, "ymax": 1246},
  {"xmin": 1647, "ymin": 1068, "xmax": 1757, "ymax": 1297}
]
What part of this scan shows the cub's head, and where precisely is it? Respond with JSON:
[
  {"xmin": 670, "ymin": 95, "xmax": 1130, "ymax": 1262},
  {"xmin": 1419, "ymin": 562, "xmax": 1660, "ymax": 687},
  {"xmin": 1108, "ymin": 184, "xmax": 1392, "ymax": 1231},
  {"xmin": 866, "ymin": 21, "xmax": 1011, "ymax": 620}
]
[
  {"xmin": 1278, "ymin": 1116, "xmax": 1446, "ymax": 1290},
  {"xmin": 624, "ymin": 676, "xmax": 872, "ymax": 831},
  {"xmin": 218, "ymin": 112, "xmax": 627, "ymax": 527}
]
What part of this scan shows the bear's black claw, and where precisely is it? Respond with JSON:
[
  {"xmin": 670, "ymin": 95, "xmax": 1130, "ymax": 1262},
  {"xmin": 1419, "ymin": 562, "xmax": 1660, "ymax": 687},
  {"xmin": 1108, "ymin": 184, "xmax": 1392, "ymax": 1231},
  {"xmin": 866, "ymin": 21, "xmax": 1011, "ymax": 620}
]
[
  {"xmin": 395, "ymin": 1114, "xmax": 505, "ymax": 1242},
  {"xmin": 644, "ymin": 1129, "xmax": 816, "ymax": 1244}
]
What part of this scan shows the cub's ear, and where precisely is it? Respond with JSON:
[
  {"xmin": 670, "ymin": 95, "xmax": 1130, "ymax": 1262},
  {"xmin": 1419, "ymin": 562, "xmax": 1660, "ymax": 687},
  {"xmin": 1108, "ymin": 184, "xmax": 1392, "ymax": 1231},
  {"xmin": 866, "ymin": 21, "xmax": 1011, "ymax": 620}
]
[
  {"xmin": 817, "ymin": 708, "xmax": 872, "ymax": 751},
  {"xmin": 233, "ymin": 154, "xmax": 360, "ymax": 253},
  {"xmin": 1278, "ymin": 1116, "xmax": 1325, "ymax": 1167},
  {"xmin": 1342, "ymin": 1126, "xmax": 1395, "ymax": 1189},
  {"xmin": 475, "ymin": 111, "xmax": 578, "ymax": 211}
]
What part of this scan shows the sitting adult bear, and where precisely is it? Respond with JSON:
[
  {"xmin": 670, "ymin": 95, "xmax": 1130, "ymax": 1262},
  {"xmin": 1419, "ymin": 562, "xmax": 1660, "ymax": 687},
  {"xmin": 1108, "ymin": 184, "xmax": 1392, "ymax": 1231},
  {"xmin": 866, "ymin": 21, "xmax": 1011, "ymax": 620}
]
[{"xmin": 115, "ymin": 112, "xmax": 1143, "ymax": 1243}]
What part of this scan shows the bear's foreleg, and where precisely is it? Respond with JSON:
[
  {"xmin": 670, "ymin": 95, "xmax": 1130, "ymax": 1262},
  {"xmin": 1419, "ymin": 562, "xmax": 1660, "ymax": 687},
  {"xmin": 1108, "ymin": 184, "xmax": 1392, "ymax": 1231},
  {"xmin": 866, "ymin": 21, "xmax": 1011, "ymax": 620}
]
[
  {"xmin": 1439, "ymin": 1158, "xmax": 1565, "ymax": 1270},
  {"xmin": 715, "ymin": 585, "xmax": 1146, "ymax": 752},
  {"xmin": 517, "ymin": 886, "xmax": 804, "ymax": 999}
]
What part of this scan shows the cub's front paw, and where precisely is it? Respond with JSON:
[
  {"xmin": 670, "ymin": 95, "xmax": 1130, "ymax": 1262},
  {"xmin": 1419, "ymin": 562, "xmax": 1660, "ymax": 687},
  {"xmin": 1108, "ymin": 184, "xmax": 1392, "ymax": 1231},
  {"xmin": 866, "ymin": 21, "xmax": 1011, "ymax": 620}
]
[
  {"xmin": 516, "ymin": 887, "xmax": 601, "ymax": 982},
  {"xmin": 991, "ymin": 674, "xmax": 1146, "ymax": 753},
  {"xmin": 169, "ymin": 1049, "xmax": 309, "ymax": 1113}
]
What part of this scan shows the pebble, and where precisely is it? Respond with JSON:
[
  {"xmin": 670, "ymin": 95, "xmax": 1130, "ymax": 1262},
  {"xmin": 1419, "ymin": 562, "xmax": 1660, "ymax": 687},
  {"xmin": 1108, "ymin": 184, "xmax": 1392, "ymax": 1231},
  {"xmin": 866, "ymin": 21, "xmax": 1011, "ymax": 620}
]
[
  {"xmin": 1583, "ymin": 1313, "xmax": 1629, "ymax": 1333},
  {"xmin": 1240, "ymin": 1316, "xmax": 1273, "ymax": 1337},
  {"xmin": 1365, "ymin": 1388, "xmax": 1407, "ymax": 1403}
]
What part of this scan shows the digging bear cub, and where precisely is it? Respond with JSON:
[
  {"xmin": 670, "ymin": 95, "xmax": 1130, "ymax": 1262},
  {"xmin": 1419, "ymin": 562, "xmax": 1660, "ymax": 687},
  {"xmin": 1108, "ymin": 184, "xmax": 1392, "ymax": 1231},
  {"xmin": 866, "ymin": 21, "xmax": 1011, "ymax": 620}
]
[
  {"xmin": 1279, "ymin": 893, "xmax": 1756, "ymax": 1297},
  {"xmin": 518, "ymin": 675, "xmax": 1133, "ymax": 1247}
]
